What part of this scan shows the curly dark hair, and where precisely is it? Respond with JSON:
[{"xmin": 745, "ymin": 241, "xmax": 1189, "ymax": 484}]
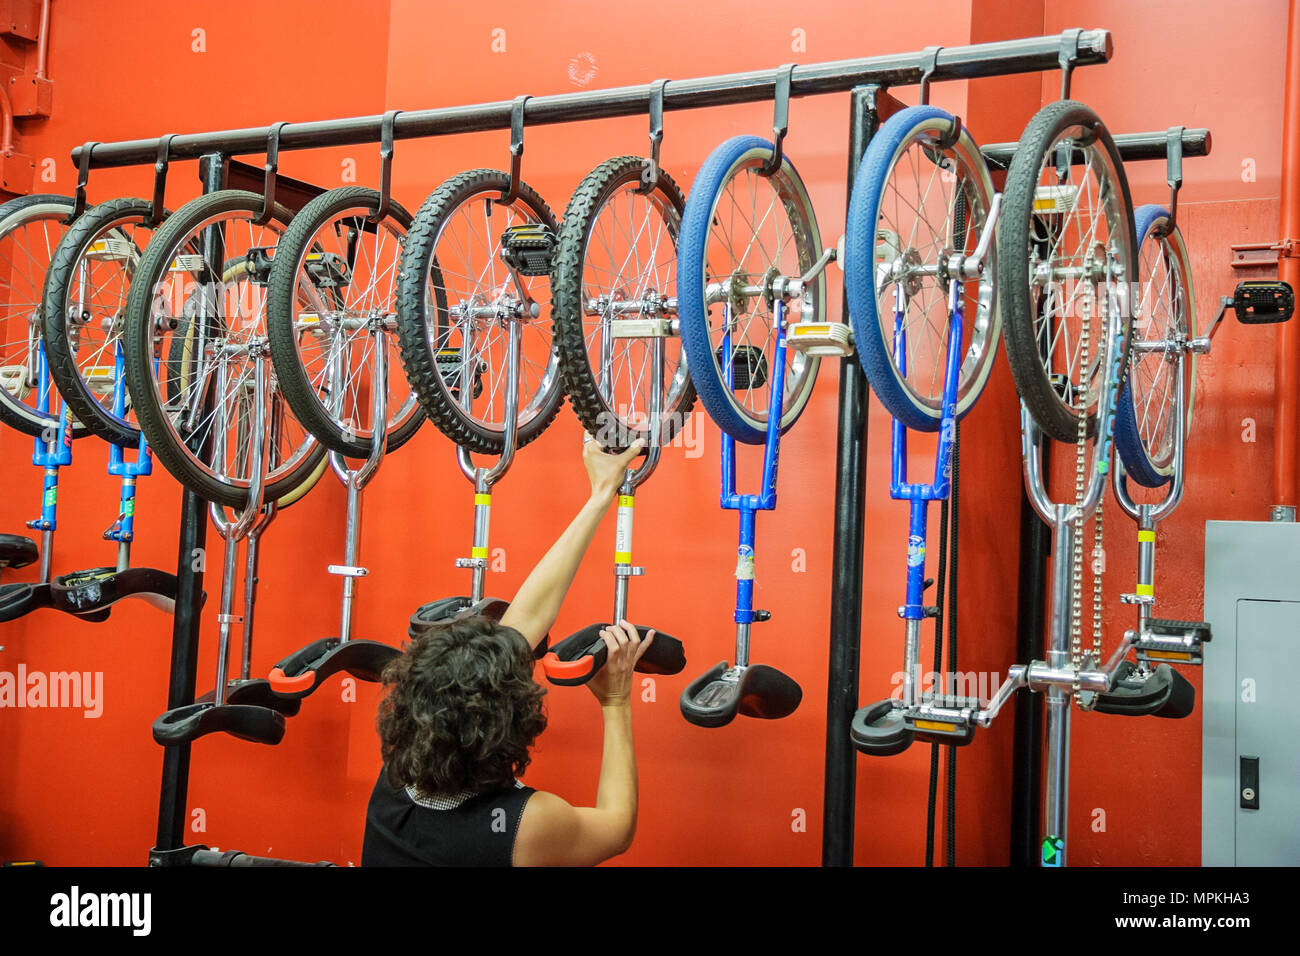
[{"xmin": 377, "ymin": 615, "xmax": 547, "ymax": 796}]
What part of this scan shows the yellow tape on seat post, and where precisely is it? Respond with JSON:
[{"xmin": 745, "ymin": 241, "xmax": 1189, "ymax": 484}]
[
  {"xmin": 474, "ymin": 493, "xmax": 492, "ymax": 506},
  {"xmin": 471, "ymin": 547, "xmax": 489, "ymax": 559},
  {"xmin": 1136, "ymin": 583, "xmax": 1154, "ymax": 597},
  {"xmin": 1138, "ymin": 530, "xmax": 1156, "ymax": 543}
]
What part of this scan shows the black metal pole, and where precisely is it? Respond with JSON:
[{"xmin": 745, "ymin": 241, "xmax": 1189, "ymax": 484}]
[
  {"xmin": 821, "ymin": 84, "xmax": 909, "ymax": 867},
  {"xmin": 72, "ymin": 31, "xmax": 1112, "ymax": 170},
  {"xmin": 150, "ymin": 152, "xmax": 225, "ymax": 862},
  {"xmin": 1009, "ymin": 442, "xmax": 1051, "ymax": 866}
]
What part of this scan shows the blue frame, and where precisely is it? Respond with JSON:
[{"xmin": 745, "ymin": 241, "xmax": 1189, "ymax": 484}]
[
  {"xmin": 891, "ymin": 283, "xmax": 965, "ymax": 622},
  {"xmin": 27, "ymin": 341, "xmax": 72, "ymax": 533},
  {"xmin": 104, "ymin": 342, "xmax": 153, "ymax": 545},
  {"xmin": 719, "ymin": 300, "xmax": 789, "ymax": 626}
]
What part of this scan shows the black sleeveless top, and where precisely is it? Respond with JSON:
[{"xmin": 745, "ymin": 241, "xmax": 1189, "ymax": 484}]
[{"xmin": 361, "ymin": 767, "xmax": 536, "ymax": 867}]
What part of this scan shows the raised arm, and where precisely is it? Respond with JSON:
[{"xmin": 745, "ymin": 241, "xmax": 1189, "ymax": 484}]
[
  {"xmin": 499, "ymin": 436, "xmax": 643, "ymax": 649},
  {"xmin": 513, "ymin": 620, "xmax": 654, "ymax": 866}
]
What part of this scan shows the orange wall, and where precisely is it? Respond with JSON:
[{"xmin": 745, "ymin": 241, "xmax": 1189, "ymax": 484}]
[{"xmin": 0, "ymin": 0, "xmax": 1287, "ymax": 866}]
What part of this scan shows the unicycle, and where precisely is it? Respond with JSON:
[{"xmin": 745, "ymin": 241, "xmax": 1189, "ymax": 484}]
[
  {"xmin": 397, "ymin": 168, "xmax": 563, "ymax": 637},
  {"xmin": 844, "ymin": 105, "xmax": 1001, "ymax": 755},
  {"xmin": 120, "ymin": 189, "xmax": 327, "ymax": 745},
  {"xmin": 540, "ymin": 150, "xmax": 695, "ymax": 685},
  {"xmin": 0, "ymin": 194, "xmax": 95, "ymax": 620},
  {"xmin": 1110, "ymin": 200, "xmax": 1294, "ymax": 683},
  {"xmin": 38, "ymin": 197, "xmax": 199, "ymax": 615},
  {"xmin": 991, "ymin": 99, "xmax": 1151, "ymax": 867},
  {"xmin": 676, "ymin": 134, "xmax": 829, "ymax": 727},
  {"xmin": 265, "ymin": 186, "xmax": 421, "ymax": 698}
]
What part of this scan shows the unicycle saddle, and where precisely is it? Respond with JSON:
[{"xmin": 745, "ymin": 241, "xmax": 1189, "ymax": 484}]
[
  {"xmin": 540, "ymin": 623, "xmax": 686, "ymax": 686},
  {"xmin": 268, "ymin": 636, "xmax": 402, "ymax": 698},
  {"xmin": 1135, "ymin": 618, "xmax": 1211, "ymax": 666},
  {"xmin": 1094, "ymin": 660, "xmax": 1195, "ymax": 719},
  {"xmin": 153, "ymin": 699, "xmax": 286, "ymax": 746},
  {"xmin": 48, "ymin": 566, "xmax": 182, "ymax": 615},
  {"xmin": 851, "ymin": 699, "xmax": 914, "ymax": 757},
  {"xmin": 0, "ymin": 533, "xmax": 38, "ymax": 570},
  {"xmin": 195, "ymin": 679, "xmax": 301, "ymax": 717},
  {"xmin": 679, "ymin": 661, "xmax": 801, "ymax": 728},
  {"xmin": 0, "ymin": 582, "xmax": 111, "ymax": 623},
  {"xmin": 407, "ymin": 595, "xmax": 550, "ymax": 658}
]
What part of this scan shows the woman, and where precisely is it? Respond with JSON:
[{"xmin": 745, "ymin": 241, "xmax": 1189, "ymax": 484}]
[{"xmin": 361, "ymin": 437, "xmax": 654, "ymax": 866}]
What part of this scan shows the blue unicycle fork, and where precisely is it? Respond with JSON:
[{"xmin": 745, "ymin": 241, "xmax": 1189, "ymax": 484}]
[
  {"xmin": 26, "ymin": 340, "xmax": 73, "ymax": 584},
  {"xmin": 679, "ymin": 298, "xmax": 803, "ymax": 728},
  {"xmin": 102, "ymin": 341, "xmax": 153, "ymax": 571},
  {"xmin": 852, "ymin": 281, "xmax": 978, "ymax": 753}
]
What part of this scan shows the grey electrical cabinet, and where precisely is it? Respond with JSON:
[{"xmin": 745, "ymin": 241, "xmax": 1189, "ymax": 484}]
[{"xmin": 1203, "ymin": 520, "xmax": 1300, "ymax": 866}]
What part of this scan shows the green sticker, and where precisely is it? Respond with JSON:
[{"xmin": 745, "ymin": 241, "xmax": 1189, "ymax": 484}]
[
  {"xmin": 1041, "ymin": 835, "xmax": 1064, "ymax": 867},
  {"xmin": 44, "ymin": 487, "xmax": 57, "ymax": 506},
  {"xmin": 124, "ymin": 499, "xmax": 135, "ymax": 516}
]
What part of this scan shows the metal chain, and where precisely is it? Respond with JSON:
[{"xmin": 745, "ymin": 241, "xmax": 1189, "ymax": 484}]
[{"xmin": 1070, "ymin": 303, "xmax": 1090, "ymax": 698}]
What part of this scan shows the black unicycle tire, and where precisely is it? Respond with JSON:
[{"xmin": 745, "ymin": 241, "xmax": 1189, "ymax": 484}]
[
  {"xmin": 551, "ymin": 156, "xmax": 695, "ymax": 452},
  {"xmin": 395, "ymin": 169, "xmax": 564, "ymax": 455},
  {"xmin": 266, "ymin": 186, "xmax": 424, "ymax": 457},
  {"xmin": 42, "ymin": 197, "xmax": 161, "ymax": 447},
  {"xmin": 0, "ymin": 193, "xmax": 90, "ymax": 439},
  {"xmin": 122, "ymin": 190, "xmax": 326, "ymax": 508},
  {"xmin": 998, "ymin": 100, "xmax": 1137, "ymax": 443}
]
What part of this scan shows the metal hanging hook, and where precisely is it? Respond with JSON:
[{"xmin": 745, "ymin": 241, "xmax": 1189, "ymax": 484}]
[
  {"xmin": 1058, "ymin": 27, "xmax": 1083, "ymax": 100},
  {"xmin": 66, "ymin": 141, "xmax": 98, "ymax": 224},
  {"xmin": 253, "ymin": 121, "xmax": 289, "ymax": 226},
  {"xmin": 759, "ymin": 63, "xmax": 795, "ymax": 178},
  {"xmin": 368, "ymin": 109, "xmax": 401, "ymax": 224},
  {"xmin": 635, "ymin": 79, "xmax": 668, "ymax": 195},
  {"xmin": 918, "ymin": 45, "xmax": 943, "ymax": 106},
  {"xmin": 148, "ymin": 134, "xmax": 178, "ymax": 228},
  {"xmin": 1160, "ymin": 125, "xmax": 1185, "ymax": 236},
  {"xmin": 496, "ymin": 95, "xmax": 530, "ymax": 206}
]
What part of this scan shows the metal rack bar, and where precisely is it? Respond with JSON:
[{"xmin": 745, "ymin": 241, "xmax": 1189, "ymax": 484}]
[
  {"xmin": 73, "ymin": 31, "xmax": 1111, "ymax": 170},
  {"xmin": 982, "ymin": 127, "xmax": 1211, "ymax": 168}
]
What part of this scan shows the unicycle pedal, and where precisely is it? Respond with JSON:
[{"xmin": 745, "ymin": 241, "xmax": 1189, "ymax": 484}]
[
  {"xmin": 304, "ymin": 251, "xmax": 352, "ymax": 289},
  {"xmin": 1136, "ymin": 618, "xmax": 1211, "ymax": 666},
  {"xmin": 1233, "ymin": 280, "xmax": 1294, "ymax": 325},
  {"xmin": 903, "ymin": 695, "xmax": 980, "ymax": 746},
  {"xmin": 500, "ymin": 223, "xmax": 557, "ymax": 276},
  {"xmin": 435, "ymin": 350, "xmax": 486, "ymax": 401},
  {"xmin": 245, "ymin": 246, "xmax": 275, "ymax": 285},
  {"xmin": 716, "ymin": 344, "xmax": 769, "ymax": 391},
  {"xmin": 788, "ymin": 321, "xmax": 854, "ymax": 356}
]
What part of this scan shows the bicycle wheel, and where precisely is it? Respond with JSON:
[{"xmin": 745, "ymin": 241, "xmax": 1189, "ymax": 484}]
[
  {"xmin": 395, "ymin": 169, "xmax": 563, "ymax": 455},
  {"xmin": 676, "ymin": 136, "xmax": 823, "ymax": 445},
  {"xmin": 552, "ymin": 156, "xmax": 694, "ymax": 451},
  {"xmin": 998, "ymin": 100, "xmax": 1137, "ymax": 443},
  {"xmin": 0, "ymin": 194, "xmax": 88, "ymax": 438},
  {"xmin": 845, "ymin": 106, "xmax": 1000, "ymax": 432},
  {"xmin": 42, "ymin": 197, "xmax": 174, "ymax": 447},
  {"xmin": 267, "ymin": 186, "xmax": 424, "ymax": 458},
  {"xmin": 1113, "ymin": 205, "xmax": 1196, "ymax": 488},
  {"xmin": 122, "ymin": 190, "xmax": 326, "ymax": 508}
]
